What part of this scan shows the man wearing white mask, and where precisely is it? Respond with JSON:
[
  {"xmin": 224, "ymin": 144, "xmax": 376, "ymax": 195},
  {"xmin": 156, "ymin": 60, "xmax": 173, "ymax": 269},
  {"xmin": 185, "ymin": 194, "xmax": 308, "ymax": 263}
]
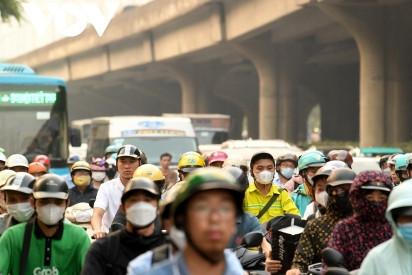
[
  {"xmin": 243, "ymin": 152, "xmax": 300, "ymax": 225},
  {"xmin": 0, "ymin": 172, "xmax": 35, "ymax": 235},
  {"xmin": 81, "ymin": 177, "xmax": 167, "ymax": 275},
  {"xmin": 0, "ymin": 174, "xmax": 90, "ymax": 274}
]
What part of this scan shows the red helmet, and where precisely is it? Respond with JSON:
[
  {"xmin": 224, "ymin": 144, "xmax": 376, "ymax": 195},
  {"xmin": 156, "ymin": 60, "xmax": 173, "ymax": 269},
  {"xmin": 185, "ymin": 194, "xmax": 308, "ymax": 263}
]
[
  {"xmin": 208, "ymin": 151, "xmax": 228, "ymax": 166},
  {"xmin": 33, "ymin": 155, "xmax": 50, "ymax": 165}
]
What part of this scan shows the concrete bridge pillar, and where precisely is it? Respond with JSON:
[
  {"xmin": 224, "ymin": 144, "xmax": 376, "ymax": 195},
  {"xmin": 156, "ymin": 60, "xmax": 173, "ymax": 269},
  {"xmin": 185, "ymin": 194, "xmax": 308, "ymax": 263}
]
[{"xmin": 319, "ymin": 1, "xmax": 412, "ymax": 146}]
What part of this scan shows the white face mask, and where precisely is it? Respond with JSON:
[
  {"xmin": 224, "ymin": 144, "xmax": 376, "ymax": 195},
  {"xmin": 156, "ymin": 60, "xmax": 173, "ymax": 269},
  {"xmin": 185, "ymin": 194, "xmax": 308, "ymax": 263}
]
[
  {"xmin": 92, "ymin": 171, "xmax": 106, "ymax": 182},
  {"xmin": 315, "ymin": 191, "xmax": 329, "ymax": 207},
  {"xmin": 7, "ymin": 202, "xmax": 35, "ymax": 222},
  {"xmin": 255, "ymin": 170, "xmax": 274, "ymax": 185},
  {"xmin": 169, "ymin": 225, "xmax": 186, "ymax": 250},
  {"xmin": 37, "ymin": 204, "xmax": 66, "ymax": 225},
  {"xmin": 126, "ymin": 201, "xmax": 157, "ymax": 228}
]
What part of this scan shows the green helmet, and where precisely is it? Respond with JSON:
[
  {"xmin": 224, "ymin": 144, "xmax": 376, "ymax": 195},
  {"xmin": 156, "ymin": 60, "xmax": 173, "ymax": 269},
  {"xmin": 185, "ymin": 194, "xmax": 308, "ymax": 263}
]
[
  {"xmin": 395, "ymin": 154, "xmax": 409, "ymax": 171},
  {"xmin": 298, "ymin": 152, "xmax": 326, "ymax": 172},
  {"xmin": 105, "ymin": 145, "xmax": 120, "ymax": 155},
  {"xmin": 172, "ymin": 167, "xmax": 242, "ymax": 229}
]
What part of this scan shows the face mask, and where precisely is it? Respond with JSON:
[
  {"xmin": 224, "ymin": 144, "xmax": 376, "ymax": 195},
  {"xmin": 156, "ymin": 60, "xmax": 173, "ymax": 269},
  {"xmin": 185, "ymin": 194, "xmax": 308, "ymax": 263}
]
[
  {"xmin": 331, "ymin": 191, "xmax": 353, "ymax": 215},
  {"xmin": 255, "ymin": 170, "xmax": 274, "ymax": 185},
  {"xmin": 398, "ymin": 222, "xmax": 412, "ymax": 244},
  {"xmin": 106, "ymin": 168, "xmax": 117, "ymax": 179},
  {"xmin": 169, "ymin": 225, "xmax": 186, "ymax": 250},
  {"xmin": 7, "ymin": 202, "xmax": 35, "ymax": 222},
  {"xmin": 73, "ymin": 175, "xmax": 91, "ymax": 188},
  {"xmin": 382, "ymin": 167, "xmax": 391, "ymax": 177},
  {"xmin": 280, "ymin": 168, "xmax": 294, "ymax": 180},
  {"xmin": 315, "ymin": 191, "xmax": 328, "ymax": 207},
  {"xmin": 126, "ymin": 201, "xmax": 157, "ymax": 228},
  {"xmin": 92, "ymin": 172, "xmax": 106, "ymax": 182},
  {"xmin": 37, "ymin": 204, "xmax": 66, "ymax": 225}
]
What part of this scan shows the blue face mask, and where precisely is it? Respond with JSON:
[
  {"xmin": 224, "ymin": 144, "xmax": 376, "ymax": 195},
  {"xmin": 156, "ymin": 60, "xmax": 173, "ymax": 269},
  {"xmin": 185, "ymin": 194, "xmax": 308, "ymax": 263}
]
[
  {"xmin": 398, "ymin": 222, "xmax": 412, "ymax": 244},
  {"xmin": 280, "ymin": 168, "xmax": 294, "ymax": 180}
]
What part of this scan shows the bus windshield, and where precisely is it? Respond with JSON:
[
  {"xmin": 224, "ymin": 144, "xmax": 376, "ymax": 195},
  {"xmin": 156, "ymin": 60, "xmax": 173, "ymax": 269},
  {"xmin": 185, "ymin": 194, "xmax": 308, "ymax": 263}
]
[
  {"xmin": 112, "ymin": 136, "xmax": 198, "ymax": 166},
  {"xmin": 0, "ymin": 84, "xmax": 68, "ymax": 168}
]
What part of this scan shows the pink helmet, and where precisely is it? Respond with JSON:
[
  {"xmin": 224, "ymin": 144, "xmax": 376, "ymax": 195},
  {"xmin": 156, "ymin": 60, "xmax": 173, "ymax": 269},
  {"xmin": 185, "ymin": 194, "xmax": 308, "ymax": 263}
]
[
  {"xmin": 208, "ymin": 151, "xmax": 228, "ymax": 166},
  {"xmin": 33, "ymin": 155, "xmax": 50, "ymax": 165},
  {"xmin": 90, "ymin": 157, "xmax": 107, "ymax": 171}
]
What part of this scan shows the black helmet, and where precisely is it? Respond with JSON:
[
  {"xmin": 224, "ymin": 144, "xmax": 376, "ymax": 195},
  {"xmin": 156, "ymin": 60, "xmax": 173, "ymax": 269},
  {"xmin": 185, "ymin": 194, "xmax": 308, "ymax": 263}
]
[
  {"xmin": 250, "ymin": 152, "xmax": 275, "ymax": 169},
  {"xmin": 326, "ymin": 167, "xmax": 356, "ymax": 188},
  {"xmin": 121, "ymin": 177, "xmax": 160, "ymax": 203},
  {"xmin": 276, "ymin": 153, "xmax": 298, "ymax": 168},
  {"xmin": 2, "ymin": 172, "xmax": 35, "ymax": 194},
  {"xmin": 117, "ymin": 145, "xmax": 141, "ymax": 160},
  {"xmin": 33, "ymin": 174, "xmax": 69, "ymax": 200},
  {"xmin": 222, "ymin": 166, "xmax": 249, "ymax": 192}
]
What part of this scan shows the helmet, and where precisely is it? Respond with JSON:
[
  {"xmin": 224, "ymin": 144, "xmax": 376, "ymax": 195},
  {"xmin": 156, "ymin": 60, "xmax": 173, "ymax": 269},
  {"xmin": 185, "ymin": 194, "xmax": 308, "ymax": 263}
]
[
  {"xmin": 326, "ymin": 160, "xmax": 348, "ymax": 169},
  {"xmin": 208, "ymin": 151, "xmax": 228, "ymax": 166},
  {"xmin": 0, "ymin": 170, "xmax": 16, "ymax": 188},
  {"xmin": 106, "ymin": 157, "xmax": 116, "ymax": 168},
  {"xmin": 222, "ymin": 166, "xmax": 249, "ymax": 192},
  {"xmin": 67, "ymin": 155, "xmax": 82, "ymax": 164},
  {"xmin": 117, "ymin": 145, "xmax": 141, "ymax": 160},
  {"xmin": 5, "ymin": 154, "xmax": 29, "ymax": 168},
  {"xmin": 33, "ymin": 155, "xmax": 50, "ymax": 165},
  {"xmin": 70, "ymin": 161, "xmax": 91, "ymax": 175},
  {"xmin": 301, "ymin": 150, "xmax": 325, "ymax": 159},
  {"xmin": 222, "ymin": 154, "xmax": 248, "ymax": 170},
  {"xmin": 105, "ymin": 145, "xmax": 120, "ymax": 155},
  {"xmin": 177, "ymin": 152, "xmax": 205, "ymax": 173},
  {"xmin": 172, "ymin": 167, "xmax": 242, "ymax": 229},
  {"xmin": 133, "ymin": 164, "xmax": 164, "ymax": 181},
  {"xmin": 121, "ymin": 177, "xmax": 160, "ymax": 203},
  {"xmin": 2, "ymin": 172, "xmax": 36, "ymax": 194},
  {"xmin": 139, "ymin": 149, "xmax": 147, "ymax": 164},
  {"xmin": 388, "ymin": 154, "xmax": 401, "ymax": 166},
  {"xmin": 0, "ymin": 152, "xmax": 6, "ymax": 163},
  {"xmin": 90, "ymin": 158, "xmax": 106, "ymax": 171},
  {"xmin": 250, "ymin": 152, "xmax": 275, "ymax": 169},
  {"xmin": 379, "ymin": 155, "xmax": 391, "ymax": 168},
  {"xmin": 33, "ymin": 174, "xmax": 69, "ymax": 199},
  {"xmin": 160, "ymin": 181, "xmax": 185, "ymax": 219},
  {"xmin": 298, "ymin": 153, "xmax": 326, "ymax": 172},
  {"xmin": 28, "ymin": 162, "xmax": 47, "ymax": 174},
  {"xmin": 334, "ymin": 150, "xmax": 353, "ymax": 168},
  {"xmin": 312, "ymin": 165, "xmax": 337, "ymax": 185},
  {"xmin": 327, "ymin": 150, "xmax": 339, "ymax": 160},
  {"xmin": 276, "ymin": 153, "xmax": 298, "ymax": 168},
  {"xmin": 395, "ymin": 154, "xmax": 408, "ymax": 171},
  {"xmin": 387, "ymin": 179, "xmax": 412, "ymax": 220},
  {"xmin": 326, "ymin": 167, "xmax": 357, "ymax": 187},
  {"xmin": 352, "ymin": 170, "xmax": 393, "ymax": 194}
]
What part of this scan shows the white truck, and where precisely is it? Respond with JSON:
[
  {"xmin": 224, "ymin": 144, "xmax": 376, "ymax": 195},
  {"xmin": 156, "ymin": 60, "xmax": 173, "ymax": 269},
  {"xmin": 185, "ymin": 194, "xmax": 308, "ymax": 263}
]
[{"xmin": 86, "ymin": 116, "xmax": 198, "ymax": 167}]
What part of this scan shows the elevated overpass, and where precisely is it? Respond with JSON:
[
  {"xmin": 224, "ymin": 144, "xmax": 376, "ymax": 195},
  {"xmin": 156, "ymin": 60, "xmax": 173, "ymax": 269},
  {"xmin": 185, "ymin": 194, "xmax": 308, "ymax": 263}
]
[{"xmin": 10, "ymin": 0, "xmax": 412, "ymax": 146}]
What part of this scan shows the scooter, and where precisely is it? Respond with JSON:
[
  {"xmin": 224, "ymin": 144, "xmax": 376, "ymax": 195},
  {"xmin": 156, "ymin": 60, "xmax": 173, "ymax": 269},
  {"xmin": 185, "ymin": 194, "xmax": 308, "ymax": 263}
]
[
  {"xmin": 65, "ymin": 202, "xmax": 94, "ymax": 241},
  {"xmin": 233, "ymin": 231, "xmax": 267, "ymax": 275}
]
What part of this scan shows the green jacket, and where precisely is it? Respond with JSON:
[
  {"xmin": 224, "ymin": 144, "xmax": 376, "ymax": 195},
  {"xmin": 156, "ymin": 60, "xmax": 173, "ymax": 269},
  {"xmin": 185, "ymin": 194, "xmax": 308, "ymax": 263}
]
[{"xmin": 0, "ymin": 220, "xmax": 90, "ymax": 275}]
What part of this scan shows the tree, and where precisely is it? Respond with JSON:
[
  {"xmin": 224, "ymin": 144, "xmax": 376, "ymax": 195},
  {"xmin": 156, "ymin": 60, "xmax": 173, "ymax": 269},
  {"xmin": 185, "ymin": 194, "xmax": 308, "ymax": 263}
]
[{"xmin": 0, "ymin": 0, "xmax": 22, "ymax": 22}]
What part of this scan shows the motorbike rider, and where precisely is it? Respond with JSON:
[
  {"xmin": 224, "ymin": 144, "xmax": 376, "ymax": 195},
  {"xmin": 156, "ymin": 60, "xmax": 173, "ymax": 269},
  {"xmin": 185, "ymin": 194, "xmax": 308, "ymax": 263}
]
[
  {"xmin": 68, "ymin": 161, "xmax": 97, "ymax": 206},
  {"xmin": 134, "ymin": 167, "xmax": 245, "ymax": 275},
  {"xmin": 328, "ymin": 170, "xmax": 393, "ymax": 271},
  {"xmin": 90, "ymin": 157, "xmax": 107, "ymax": 189},
  {"xmin": 292, "ymin": 151, "xmax": 326, "ymax": 216},
  {"xmin": 63, "ymin": 155, "xmax": 83, "ymax": 188},
  {"xmin": 5, "ymin": 154, "xmax": 29, "ymax": 172},
  {"xmin": 91, "ymin": 145, "xmax": 143, "ymax": 239},
  {"xmin": 28, "ymin": 162, "xmax": 47, "ymax": 179},
  {"xmin": 274, "ymin": 153, "xmax": 298, "ymax": 190},
  {"xmin": 82, "ymin": 177, "xmax": 167, "ymax": 275},
  {"xmin": 394, "ymin": 154, "xmax": 409, "ymax": 184},
  {"xmin": 359, "ymin": 179, "xmax": 412, "ymax": 275},
  {"xmin": 0, "ymin": 172, "xmax": 36, "ymax": 235},
  {"xmin": 208, "ymin": 151, "xmax": 228, "ymax": 168},
  {"xmin": 388, "ymin": 154, "xmax": 401, "ymax": 185},
  {"xmin": 286, "ymin": 167, "xmax": 356, "ymax": 275},
  {"xmin": 104, "ymin": 145, "xmax": 120, "ymax": 160},
  {"xmin": 0, "ymin": 174, "xmax": 91, "ymax": 274},
  {"xmin": 0, "ymin": 169, "xmax": 16, "ymax": 214},
  {"xmin": 33, "ymin": 154, "xmax": 51, "ymax": 172}
]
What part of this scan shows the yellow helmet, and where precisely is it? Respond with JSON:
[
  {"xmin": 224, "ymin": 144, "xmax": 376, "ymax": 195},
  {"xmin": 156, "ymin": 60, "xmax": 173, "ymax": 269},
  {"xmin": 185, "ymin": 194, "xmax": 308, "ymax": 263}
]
[
  {"xmin": 133, "ymin": 164, "xmax": 165, "ymax": 193},
  {"xmin": 70, "ymin": 161, "xmax": 91, "ymax": 175},
  {"xmin": 177, "ymin": 152, "xmax": 205, "ymax": 173},
  {"xmin": 133, "ymin": 164, "xmax": 164, "ymax": 181}
]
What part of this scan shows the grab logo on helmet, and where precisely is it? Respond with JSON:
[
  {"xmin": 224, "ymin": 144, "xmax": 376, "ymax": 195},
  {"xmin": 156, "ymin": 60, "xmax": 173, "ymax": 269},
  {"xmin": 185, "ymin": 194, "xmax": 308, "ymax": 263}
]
[{"xmin": 33, "ymin": 267, "xmax": 59, "ymax": 275}]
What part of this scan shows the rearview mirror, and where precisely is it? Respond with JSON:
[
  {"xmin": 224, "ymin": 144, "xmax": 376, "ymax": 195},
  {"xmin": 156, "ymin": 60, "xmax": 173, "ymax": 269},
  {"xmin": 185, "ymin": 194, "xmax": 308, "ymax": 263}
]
[
  {"xmin": 70, "ymin": 127, "xmax": 81, "ymax": 147},
  {"xmin": 241, "ymin": 231, "xmax": 263, "ymax": 248}
]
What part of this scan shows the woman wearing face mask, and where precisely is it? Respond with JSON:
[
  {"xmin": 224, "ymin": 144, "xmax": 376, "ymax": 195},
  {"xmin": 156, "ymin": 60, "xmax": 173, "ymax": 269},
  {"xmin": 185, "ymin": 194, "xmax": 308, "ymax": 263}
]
[
  {"xmin": 0, "ymin": 172, "xmax": 36, "ymax": 236},
  {"xmin": 286, "ymin": 167, "xmax": 356, "ymax": 275},
  {"xmin": 81, "ymin": 177, "xmax": 167, "ymax": 275},
  {"xmin": 243, "ymin": 152, "xmax": 300, "ymax": 226},
  {"xmin": 90, "ymin": 157, "xmax": 108, "ymax": 189},
  {"xmin": 359, "ymin": 180, "xmax": 412, "ymax": 275},
  {"xmin": 328, "ymin": 170, "xmax": 393, "ymax": 271},
  {"xmin": 68, "ymin": 161, "xmax": 97, "ymax": 206}
]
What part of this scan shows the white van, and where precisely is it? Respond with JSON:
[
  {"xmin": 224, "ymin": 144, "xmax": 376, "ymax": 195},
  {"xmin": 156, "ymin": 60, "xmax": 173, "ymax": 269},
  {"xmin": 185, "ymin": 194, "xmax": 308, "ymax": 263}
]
[{"xmin": 86, "ymin": 116, "xmax": 198, "ymax": 167}]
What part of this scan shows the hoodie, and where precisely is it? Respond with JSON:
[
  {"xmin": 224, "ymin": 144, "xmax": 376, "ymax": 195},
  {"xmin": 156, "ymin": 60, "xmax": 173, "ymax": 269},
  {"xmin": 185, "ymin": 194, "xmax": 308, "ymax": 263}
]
[
  {"xmin": 328, "ymin": 170, "xmax": 393, "ymax": 271},
  {"xmin": 359, "ymin": 181, "xmax": 412, "ymax": 275}
]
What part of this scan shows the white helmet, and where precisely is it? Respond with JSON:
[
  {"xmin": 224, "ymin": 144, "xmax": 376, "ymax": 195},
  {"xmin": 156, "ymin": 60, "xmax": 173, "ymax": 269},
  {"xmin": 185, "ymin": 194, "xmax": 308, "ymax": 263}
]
[
  {"xmin": 0, "ymin": 170, "xmax": 16, "ymax": 188},
  {"xmin": 5, "ymin": 154, "xmax": 29, "ymax": 168},
  {"xmin": 0, "ymin": 152, "xmax": 6, "ymax": 163},
  {"xmin": 222, "ymin": 154, "xmax": 248, "ymax": 174}
]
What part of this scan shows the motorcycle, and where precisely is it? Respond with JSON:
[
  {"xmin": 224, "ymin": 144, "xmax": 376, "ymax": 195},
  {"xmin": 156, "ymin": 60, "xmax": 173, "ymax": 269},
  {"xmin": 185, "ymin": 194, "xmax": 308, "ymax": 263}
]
[{"xmin": 233, "ymin": 231, "xmax": 267, "ymax": 275}]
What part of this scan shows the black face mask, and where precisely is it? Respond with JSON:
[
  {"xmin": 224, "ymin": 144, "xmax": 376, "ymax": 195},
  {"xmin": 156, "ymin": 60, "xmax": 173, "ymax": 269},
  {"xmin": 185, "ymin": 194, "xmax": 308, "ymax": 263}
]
[
  {"xmin": 106, "ymin": 168, "xmax": 116, "ymax": 179},
  {"xmin": 331, "ymin": 191, "xmax": 353, "ymax": 215}
]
